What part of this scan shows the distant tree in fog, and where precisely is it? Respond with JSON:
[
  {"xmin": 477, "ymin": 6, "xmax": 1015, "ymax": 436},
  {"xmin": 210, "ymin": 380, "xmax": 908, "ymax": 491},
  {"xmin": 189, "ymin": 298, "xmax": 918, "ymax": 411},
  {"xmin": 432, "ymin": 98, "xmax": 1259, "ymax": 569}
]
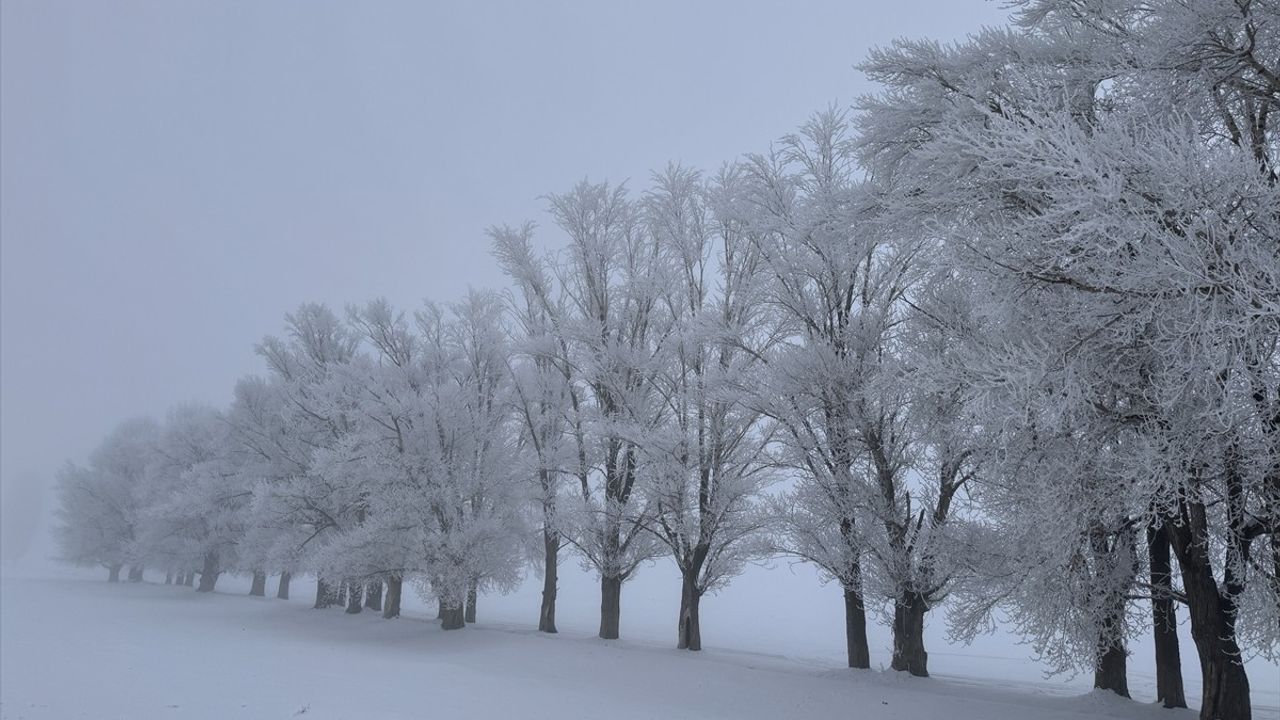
[{"xmin": 55, "ymin": 417, "xmax": 157, "ymax": 582}]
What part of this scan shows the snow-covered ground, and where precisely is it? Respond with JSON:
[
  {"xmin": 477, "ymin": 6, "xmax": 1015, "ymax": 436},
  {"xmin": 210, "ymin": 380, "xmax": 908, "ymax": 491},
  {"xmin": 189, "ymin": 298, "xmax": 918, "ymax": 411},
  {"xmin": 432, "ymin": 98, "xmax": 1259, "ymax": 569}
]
[{"xmin": 2, "ymin": 564, "xmax": 1277, "ymax": 720}]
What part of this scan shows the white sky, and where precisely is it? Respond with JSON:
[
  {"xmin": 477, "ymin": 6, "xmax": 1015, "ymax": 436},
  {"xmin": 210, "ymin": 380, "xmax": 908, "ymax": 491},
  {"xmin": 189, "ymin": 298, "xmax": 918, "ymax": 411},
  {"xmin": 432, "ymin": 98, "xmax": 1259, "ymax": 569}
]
[{"xmin": 0, "ymin": 0, "xmax": 1010, "ymax": 558}]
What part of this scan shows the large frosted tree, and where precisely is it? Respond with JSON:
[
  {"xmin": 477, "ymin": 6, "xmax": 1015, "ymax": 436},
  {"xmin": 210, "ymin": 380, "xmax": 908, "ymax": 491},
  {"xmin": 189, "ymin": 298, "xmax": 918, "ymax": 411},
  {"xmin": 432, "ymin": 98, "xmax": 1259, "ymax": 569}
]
[{"xmin": 858, "ymin": 2, "xmax": 1279, "ymax": 714}]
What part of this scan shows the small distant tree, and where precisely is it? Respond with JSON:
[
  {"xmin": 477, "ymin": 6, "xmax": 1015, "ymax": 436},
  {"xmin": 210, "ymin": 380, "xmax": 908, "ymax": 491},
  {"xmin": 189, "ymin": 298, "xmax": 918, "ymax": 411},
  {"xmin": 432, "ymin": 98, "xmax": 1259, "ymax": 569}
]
[
  {"xmin": 133, "ymin": 404, "xmax": 246, "ymax": 593},
  {"xmin": 55, "ymin": 418, "xmax": 158, "ymax": 582}
]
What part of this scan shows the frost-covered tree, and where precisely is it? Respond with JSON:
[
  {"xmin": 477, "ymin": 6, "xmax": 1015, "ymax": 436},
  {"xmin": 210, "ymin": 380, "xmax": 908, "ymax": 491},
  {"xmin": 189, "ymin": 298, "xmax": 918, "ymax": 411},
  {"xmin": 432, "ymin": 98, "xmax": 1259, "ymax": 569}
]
[
  {"xmin": 329, "ymin": 295, "xmax": 525, "ymax": 629},
  {"xmin": 642, "ymin": 164, "xmax": 776, "ymax": 651},
  {"xmin": 133, "ymin": 404, "xmax": 244, "ymax": 593},
  {"xmin": 492, "ymin": 222, "xmax": 576, "ymax": 633},
  {"xmin": 228, "ymin": 374, "xmax": 309, "ymax": 600},
  {"xmin": 543, "ymin": 180, "xmax": 669, "ymax": 640},
  {"xmin": 859, "ymin": 3, "xmax": 1279, "ymax": 713},
  {"xmin": 871, "ymin": 272, "xmax": 985, "ymax": 679},
  {"xmin": 249, "ymin": 303, "xmax": 364, "ymax": 609},
  {"xmin": 423, "ymin": 293, "xmax": 526, "ymax": 626},
  {"xmin": 743, "ymin": 109, "xmax": 962, "ymax": 672},
  {"xmin": 55, "ymin": 418, "xmax": 158, "ymax": 582},
  {"xmin": 329, "ymin": 300, "xmax": 425, "ymax": 618},
  {"xmin": 741, "ymin": 111, "xmax": 879, "ymax": 670}
]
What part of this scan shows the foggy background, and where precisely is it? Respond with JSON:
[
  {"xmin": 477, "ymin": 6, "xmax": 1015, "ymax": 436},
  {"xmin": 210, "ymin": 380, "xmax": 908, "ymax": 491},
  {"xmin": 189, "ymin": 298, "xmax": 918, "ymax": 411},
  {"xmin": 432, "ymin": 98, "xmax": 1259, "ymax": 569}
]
[{"xmin": 0, "ymin": 1, "xmax": 1010, "ymax": 566}]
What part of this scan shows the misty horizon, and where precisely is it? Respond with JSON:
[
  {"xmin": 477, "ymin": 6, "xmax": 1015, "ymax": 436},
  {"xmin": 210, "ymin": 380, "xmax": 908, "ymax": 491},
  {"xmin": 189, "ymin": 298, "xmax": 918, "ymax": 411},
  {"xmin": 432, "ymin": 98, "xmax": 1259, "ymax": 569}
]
[{"xmin": 1, "ymin": 1, "xmax": 1008, "ymax": 551}]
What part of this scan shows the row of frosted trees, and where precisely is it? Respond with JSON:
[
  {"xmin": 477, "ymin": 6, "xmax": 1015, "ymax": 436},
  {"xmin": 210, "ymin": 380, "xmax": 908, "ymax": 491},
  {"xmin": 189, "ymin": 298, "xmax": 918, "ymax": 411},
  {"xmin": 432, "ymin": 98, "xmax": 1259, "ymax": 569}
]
[{"xmin": 56, "ymin": 2, "xmax": 1277, "ymax": 718}]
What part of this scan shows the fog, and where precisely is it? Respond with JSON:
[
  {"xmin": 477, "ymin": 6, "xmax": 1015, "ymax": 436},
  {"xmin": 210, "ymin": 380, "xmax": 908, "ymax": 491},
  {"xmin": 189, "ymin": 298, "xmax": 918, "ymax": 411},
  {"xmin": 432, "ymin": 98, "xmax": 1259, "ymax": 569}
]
[{"xmin": 0, "ymin": 0, "xmax": 1008, "ymax": 567}]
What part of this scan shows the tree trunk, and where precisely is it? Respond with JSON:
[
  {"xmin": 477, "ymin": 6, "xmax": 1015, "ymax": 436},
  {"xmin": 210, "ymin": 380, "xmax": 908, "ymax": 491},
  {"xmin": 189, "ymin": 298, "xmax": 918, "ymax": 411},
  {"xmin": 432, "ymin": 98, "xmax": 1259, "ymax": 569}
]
[
  {"xmin": 465, "ymin": 579, "xmax": 478, "ymax": 624},
  {"xmin": 127, "ymin": 564, "xmax": 144, "ymax": 582},
  {"xmin": 184, "ymin": 571, "xmax": 195, "ymax": 587},
  {"xmin": 1094, "ymin": 627, "xmax": 1130, "ymax": 698},
  {"xmin": 1091, "ymin": 528, "xmax": 1132, "ymax": 698},
  {"xmin": 676, "ymin": 570, "xmax": 703, "ymax": 651},
  {"xmin": 599, "ymin": 574, "xmax": 622, "ymax": 639},
  {"xmin": 364, "ymin": 581, "xmax": 382, "ymax": 611},
  {"xmin": 441, "ymin": 599, "xmax": 465, "ymax": 630},
  {"xmin": 277, "ymin": 572, "xmax": 291, "ymax": 600},
  {"xmin": 345, "ymin": 581, "xmax": 363, "ymax": 614},
  {"xmin": 382, "ymin": 575, "xmax": 402, "ymax": 619},
  {"xmin": 437, "ymin": 598, "xmax": 445, "ymax": 619},
  {"xmin": 314, "ymin": 577, "xmax": 334, "ymax": 609},
  {"xmin": 890, "ymin": 591, "xmax": 929, "ymax": 677},
  {"xmin": 1168, "ymin": 505, "xmax": 1252, "ymax": 720},
  {"xmin": 108, "ymin": 564, "xmax": 122, "ymax": 583},
  {"xmin": 175, "ymin": 571, "xmax": 185, "ymax": 586},
  {"xmin": 195, "ymin": 552, "xmax": 219, "ymax": 593},
  {"xmin": 164, "ymin": 571, "xmax": 173, "ymax": 585},
  {"xmin": 843, "ymin": 584, "xmax": 871, "ymax": 669},
  {"xmin": 249, "ymin": 571, "xmax": 267, "ymax": 597},
  {"xmin": 539, "ymin": 528, "xmax": 559, "ymax": 633},
  {"xmin": 1148, "ymin": 523, "xmax": 1187, "ymax": 708}
]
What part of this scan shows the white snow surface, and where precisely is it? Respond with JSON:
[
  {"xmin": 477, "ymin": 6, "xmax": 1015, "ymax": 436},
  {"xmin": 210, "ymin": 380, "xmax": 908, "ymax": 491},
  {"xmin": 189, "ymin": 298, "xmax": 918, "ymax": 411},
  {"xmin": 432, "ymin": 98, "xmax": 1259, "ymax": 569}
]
[{"xmin": 2, "ymin": 565, "xmax": 1277, "ymax": 720}]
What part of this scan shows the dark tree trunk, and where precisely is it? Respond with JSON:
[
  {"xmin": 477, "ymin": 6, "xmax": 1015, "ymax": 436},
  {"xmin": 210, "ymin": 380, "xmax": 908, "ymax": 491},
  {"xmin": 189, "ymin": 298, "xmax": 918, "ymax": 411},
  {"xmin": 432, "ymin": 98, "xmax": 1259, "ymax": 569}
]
[
  {"xmin": 465, "ymin": 580, "xmax": 478, "ymax": 624},
  {"xmin": 539, "ymin": 527, "xmax": 559, "ymax": 633},
  {"xmin": 1273, "ymin": 526, "xmax": 1280, "ymax": 624},
  {"xmin": 195, "ymin": 552, "xmax": 219, "ymax": 593},
  {"xmin": 314, "ymin": 577, "xmax": 335, "ymax": 609},
  {"xmin": 837, "ymin": 513, "xmax": 871, "ymax": 669},
  {"xmin": 441, "ymin": 600, "xmax": 465, "ymax": 630},
  {"xmin": 249, "ymin": 571, "xmax": 267, "ymax": 597},
  {"xmin": 1168, "ymin": 504, "xmax": 1252, "ymax": 720},
  {"xmin": 599, "ymin": 574, "xmax": 622, "ymax": 639},
  {"xmin": 676, "ymin": 570, "xmax": 703, "ymax": 651},
  {"xmin": 108, "ymin": 564, "xmax": 122, "ymax": 583},
  {"xmin": 382, "ymin": 575, "xmax": 402, "ymax": 619},
  {"xmin": 1094, "ymin": 628, "xmax": 1130, "ymax": 697},
  {"xmin": 1086, "ymin": 521, "xmax": 1135, "ymax": 698},
  {"xmin": 365, "ymin": 581, "xmax": 382, "ymax": 611},
  {"xmin": 175, "ymin": 571, "xmax": 185, "ymax": 586},
  {"xmin": 184, "ymin": 571, "xmax": 195, "ymax": 587},
  {"xmin": 890, "ymin": 591, "xmax": 929, "ymax": 677},
  {"xmin": 164, "ymin": 571, "xmax": 173, "ymax": 585},
  {"xmin": 277, "ymin": 572, "xmax": 291, "ymax": 600},
  {"xmin": 127, "ymin": 564, "xmax": 144, "ymax": 582},
  {"xmin": 1148, "ymin": 523, "xmax": 1187, "ymax": 708},
  {"xmin": 345, "ymin": 581, "xmax": 363, "ymax": 614},
  {"xmin": 437, "ymin": 598, "xmax": 445, "ymax": 619},
  {"xmin": 843, "ymin": 583, "xmax": 871, "ymax": 669}
]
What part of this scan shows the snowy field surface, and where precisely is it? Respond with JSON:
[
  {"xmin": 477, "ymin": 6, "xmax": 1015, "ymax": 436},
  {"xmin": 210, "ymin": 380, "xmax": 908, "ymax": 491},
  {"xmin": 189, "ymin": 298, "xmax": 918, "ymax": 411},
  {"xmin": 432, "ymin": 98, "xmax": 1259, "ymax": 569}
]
[{"xmin": 3, "ymin": 566, "xmax": 1277, "ymax": 720}]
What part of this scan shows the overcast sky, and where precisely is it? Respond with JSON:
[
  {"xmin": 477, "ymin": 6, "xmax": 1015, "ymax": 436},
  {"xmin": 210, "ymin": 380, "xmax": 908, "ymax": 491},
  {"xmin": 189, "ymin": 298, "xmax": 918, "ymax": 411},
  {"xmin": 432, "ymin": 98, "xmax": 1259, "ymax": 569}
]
[{"xmin": 0, "ymin": 0, "xmax": 1009, "ymax": 562}]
